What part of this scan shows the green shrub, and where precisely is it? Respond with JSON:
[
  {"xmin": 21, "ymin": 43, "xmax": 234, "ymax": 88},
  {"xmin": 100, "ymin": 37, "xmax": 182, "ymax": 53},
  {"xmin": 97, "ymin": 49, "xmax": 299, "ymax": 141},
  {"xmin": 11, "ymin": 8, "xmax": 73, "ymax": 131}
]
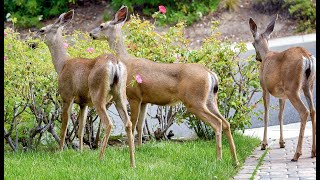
[
  {"xmin": 111, "ymin": 0, "xmax": 221, "ymax": 26},
  {"xmin": 4, "ymin": 0, "xmax": 72, "ymax": 28},
  {"xmin": 285, "ymin": 0, "xmax": 316, "ymax": 32},
  {"xmin": 4, "ymin": 0, "xmax": 222, "ymax": 28}
]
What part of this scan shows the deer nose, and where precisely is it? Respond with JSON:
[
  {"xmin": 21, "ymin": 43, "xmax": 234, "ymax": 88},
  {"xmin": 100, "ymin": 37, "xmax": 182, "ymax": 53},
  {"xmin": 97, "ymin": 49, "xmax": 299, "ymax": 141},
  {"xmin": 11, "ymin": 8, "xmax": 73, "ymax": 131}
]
[{"xmin": 89, "ymin": 33, "xmax": 96, "ymax": 39}]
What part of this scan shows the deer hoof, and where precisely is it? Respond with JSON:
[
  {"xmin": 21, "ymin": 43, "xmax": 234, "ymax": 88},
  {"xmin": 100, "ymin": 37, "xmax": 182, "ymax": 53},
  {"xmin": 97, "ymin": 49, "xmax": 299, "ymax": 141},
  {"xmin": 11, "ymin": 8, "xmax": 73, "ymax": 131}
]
[
  {"xmin": 99, "ymin": 152, "xmax": 104, "ymax": 160},
  {"xmin": 279, "ymin": 141, "xmax": 285, "ymax": 148},
  {"xmin": 311, "ymin": 151, "xmax": 316, "ymax": 158},
  {"xmin": 291, "ymin": 152, "xmax": 302, "ymax": 161},
  {"xmin": 234, "ymin": 161, "xmax": 240, "ymax": 167},
  {"xmin": 261, "ymin": 143, "xmax": 268, "ymax": 150}
]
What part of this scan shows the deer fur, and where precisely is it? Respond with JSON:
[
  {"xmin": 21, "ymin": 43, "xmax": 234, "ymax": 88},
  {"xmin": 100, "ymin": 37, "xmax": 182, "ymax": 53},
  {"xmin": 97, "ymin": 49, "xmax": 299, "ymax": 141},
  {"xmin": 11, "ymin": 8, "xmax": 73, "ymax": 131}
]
[
  {"xmin": 90, "ymin": 6, "xmax": 239, "ymax": 165},
  {"xmin": 249, "ymin": 15, "xmax": 316, "ymax": 161},
  {"xmin": 38, "ymin": 10, "xmax": 135, "ymax": 167}
]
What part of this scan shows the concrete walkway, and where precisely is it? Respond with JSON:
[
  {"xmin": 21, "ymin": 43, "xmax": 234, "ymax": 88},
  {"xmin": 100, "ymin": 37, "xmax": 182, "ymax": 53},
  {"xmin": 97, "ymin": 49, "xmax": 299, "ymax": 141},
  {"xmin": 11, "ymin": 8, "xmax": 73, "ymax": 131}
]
[{"xmin": 233, "ymin": 121, "xmax": 316, "ymax": 179}]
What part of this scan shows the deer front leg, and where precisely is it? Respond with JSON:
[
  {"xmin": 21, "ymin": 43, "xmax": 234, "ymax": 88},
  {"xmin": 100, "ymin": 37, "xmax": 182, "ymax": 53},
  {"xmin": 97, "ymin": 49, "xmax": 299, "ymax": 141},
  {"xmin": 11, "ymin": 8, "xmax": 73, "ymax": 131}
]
[
  {"xmin": 60, "ymin": 100, "xmax": 73, "ymax": 150},
  {"xmin": 261, "ymin": 90, "xmax": 270, "ymax": 150},
  {"xmin": 78, "ymin": 105, "xmax": 88, "ymax": 151},
  {"xmin": 137, "ymin": 103, "xmax": 148, "ymax": 146},
  {"xmin": 128, "ymin": 99, "xmax": 141, "ymax": 145},
  {"xmin": 278, "ymin": 99, "xmax": 286, "ymax": 148}
]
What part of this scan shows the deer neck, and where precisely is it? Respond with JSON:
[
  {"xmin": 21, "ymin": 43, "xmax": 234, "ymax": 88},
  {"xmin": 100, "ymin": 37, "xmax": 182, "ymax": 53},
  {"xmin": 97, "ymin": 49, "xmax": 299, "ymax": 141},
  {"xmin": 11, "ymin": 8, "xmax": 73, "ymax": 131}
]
[
  {"xmin": 108, "ymin": 25, "xmax": 131, "ymax": 63},
  {"xmin": 259, "ymin": 43, "xmax": 271, "ymax": 62},
  {"xmin": 46, "ymin": 28, "xmax": 68, "ymax": 75}
]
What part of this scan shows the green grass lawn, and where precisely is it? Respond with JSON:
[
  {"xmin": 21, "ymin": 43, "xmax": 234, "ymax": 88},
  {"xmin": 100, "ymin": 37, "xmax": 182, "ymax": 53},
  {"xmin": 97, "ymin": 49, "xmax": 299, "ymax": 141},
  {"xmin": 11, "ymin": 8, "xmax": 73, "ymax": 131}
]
[{"xmin": 5, "ymin": 133, "xmax": 259, "ymax": 179}]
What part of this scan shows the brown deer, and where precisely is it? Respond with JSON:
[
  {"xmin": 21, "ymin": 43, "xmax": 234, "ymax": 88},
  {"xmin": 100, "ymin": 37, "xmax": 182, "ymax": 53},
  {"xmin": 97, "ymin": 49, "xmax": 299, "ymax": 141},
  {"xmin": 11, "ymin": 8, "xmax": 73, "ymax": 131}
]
[
  {"xmin": 37, "ymin": 10, "xmax": 135, "ymax": 167},
  {"xmin": 90, "ymin": 6, "xmax": 239, "ymax": 165},
  {"xmin": 248, "ymin": 15, "xmax": 316, "ymax": 161}
]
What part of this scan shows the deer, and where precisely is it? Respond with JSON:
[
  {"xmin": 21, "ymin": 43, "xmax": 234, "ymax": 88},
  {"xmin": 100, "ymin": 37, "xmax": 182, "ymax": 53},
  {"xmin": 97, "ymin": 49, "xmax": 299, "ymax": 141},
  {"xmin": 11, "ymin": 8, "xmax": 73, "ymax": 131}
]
[
  {"xmin": 89, "ymin": 6, "xmax": 239, "ymax": 165},
  {"xmin": 37, "ymin": 10, "xmax": 135, "ymax": 167},
  {"xmin": 248, "ymin": 15, "xmax": 316, "ymax": 161}
]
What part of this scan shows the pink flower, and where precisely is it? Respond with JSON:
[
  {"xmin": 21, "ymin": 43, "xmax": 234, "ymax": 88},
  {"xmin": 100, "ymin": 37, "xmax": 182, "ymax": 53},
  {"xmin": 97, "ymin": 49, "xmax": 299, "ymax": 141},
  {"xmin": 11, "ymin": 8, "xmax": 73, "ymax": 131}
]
[
  {"xmin": 4, "ymin": 31, "xmax": 7, "ymax": 37},
  {"xmin": 4, "ymin": 56, "xmax": 7, "ymax": 61},
  {"xmin": 136, "ymin": 74, "xmax": 143, "ymax": 84},
  {"xmin": 159, "ymin": 5, "xmax": 166, "ymax": 14},
  {"xmin": 86, "ymin": 47, "xmax": 94, "ymax": 53},
  {"xmin": 7, "ymin": 44, "xmax": 12, "ymax": 49},
  {"xmin": 63, "ymin": 42, "xmax": 69, "ymax": 49}
]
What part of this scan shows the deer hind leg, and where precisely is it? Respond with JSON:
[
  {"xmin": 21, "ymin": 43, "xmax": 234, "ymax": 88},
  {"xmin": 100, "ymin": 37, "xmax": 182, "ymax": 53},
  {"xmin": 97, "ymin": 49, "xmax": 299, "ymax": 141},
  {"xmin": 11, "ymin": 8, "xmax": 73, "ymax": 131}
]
[
  {"xmin": 187, "ymin": 105, "xmax": 223, "ymax": 160},
  {"xmin": 78, "ymin": 105, "xmax": 88, "ymax": 151},
  {"xmin": 113, "ymin": 92, "xmax": 135, "ymax": 167},
  {"xmin": 91, "ymin": 93, "xmax": 113, "ymax": 160},
  {"xmin": 137, "ymin": 103, "xmax": 148, "ymax": 146},
  {"xmin": 262, "ymin": 90, "xmax": 270, "ymax": 150},
  {"xmin": 128, "ymin": 99, "xmax": 142, "ymax": 145},
  {"xmin": 287, "ymin": 92, "xmax": 309, "ymax": 161},
  {"xmin": 93, "ymin": 103, "xmax": 113, "ymax": 149},
  {"xmin": 207, "ymin": 101, "xmax": 239, "ymax": 166},
  {"xmin": 60, "ymin": 99, "xmax": 74, "ymax": 150},
  {"xmin": 303, "ymin": 84, "xmax": 316, "ymax": 158},
  {"xmin": 278, "ymin": 99, "xmax": 286, "ymax": 148}
]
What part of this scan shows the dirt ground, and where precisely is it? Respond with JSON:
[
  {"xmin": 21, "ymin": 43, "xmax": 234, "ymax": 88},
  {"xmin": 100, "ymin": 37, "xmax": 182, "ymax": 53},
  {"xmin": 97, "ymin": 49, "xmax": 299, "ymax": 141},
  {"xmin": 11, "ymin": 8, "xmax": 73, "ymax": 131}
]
[
  {"xmin": 8, "ymin": 0, "xmax": 309, "ymax": 49},
  {"xmin": 182, "ymin": 0, "xmax": 307, "ymax": 48}
]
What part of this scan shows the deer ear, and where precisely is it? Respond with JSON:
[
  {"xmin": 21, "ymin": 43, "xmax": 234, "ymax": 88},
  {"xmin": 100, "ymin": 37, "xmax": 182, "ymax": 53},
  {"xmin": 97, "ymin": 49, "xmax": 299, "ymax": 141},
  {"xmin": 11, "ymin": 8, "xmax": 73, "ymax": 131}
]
[
  {"xmin": 263, "ymin": 14, "xmax": 277, "ymax": 38},
  {"xmin": 249, "ymin": 17, "xmax": 258, "ymax": 38},
  {"xmin": 55, "ymin": 10, "xmax": 74, "ymax": 26},
  {"xmin": 111, "ymin": 6, "xmax": 128, "ymax": 25}
]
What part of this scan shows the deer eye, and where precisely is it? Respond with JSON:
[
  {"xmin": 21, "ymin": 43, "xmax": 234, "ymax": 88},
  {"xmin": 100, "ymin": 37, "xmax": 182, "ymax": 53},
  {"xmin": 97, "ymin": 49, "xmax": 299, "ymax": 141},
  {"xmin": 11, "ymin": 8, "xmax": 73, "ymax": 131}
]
[
  {"xmin": 39, "ymin": 29, "xmax": 45, "ymax": 33},
  {"xmin": 100, "ymin": 25, "xmax": 104, "ymax": 29}
]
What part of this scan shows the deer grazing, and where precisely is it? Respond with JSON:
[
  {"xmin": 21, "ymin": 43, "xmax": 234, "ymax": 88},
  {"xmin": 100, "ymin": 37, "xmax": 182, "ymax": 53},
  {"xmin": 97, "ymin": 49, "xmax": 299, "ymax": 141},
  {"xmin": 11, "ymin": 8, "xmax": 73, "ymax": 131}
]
[
  {"xmin": 90, "ymin": 6, "xmax": 239, "ymax": 165},
  {"xmin": 249, "ymin": 15, "xmax": 316, "ymax": 161},
  {"xmin": 37, "ymin": 10, "xmax": 135, "ymax": 167}
]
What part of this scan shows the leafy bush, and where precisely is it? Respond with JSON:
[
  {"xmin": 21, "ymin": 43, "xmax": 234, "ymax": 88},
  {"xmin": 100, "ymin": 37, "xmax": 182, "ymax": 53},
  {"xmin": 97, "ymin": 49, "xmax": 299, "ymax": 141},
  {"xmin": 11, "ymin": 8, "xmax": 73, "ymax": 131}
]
[
  {"xmin": 111, "ymin": 0, "xmax": 221, "ymax": 26},
  {"xmin": 285, "ymin": 0, "xmax": 316, "ymax": 32},
  {"xmin": 4, "ymin": 28, "xmax": 60, "ymax": 150},
  {"xmin": 4, "ymin": 0, "xmax": 72, "ymax": 28},
  {"xmin": 4, "ymin": 13, "xmax": 261, "ymax": 150}
]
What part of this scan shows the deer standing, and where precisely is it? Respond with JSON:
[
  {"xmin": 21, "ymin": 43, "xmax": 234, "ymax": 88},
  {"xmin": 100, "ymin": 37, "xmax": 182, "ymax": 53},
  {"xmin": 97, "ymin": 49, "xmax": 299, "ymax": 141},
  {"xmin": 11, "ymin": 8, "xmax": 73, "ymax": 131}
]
[
  {"xmin": 90, "ymin": 6, "xmax": 239, "ymax": 165},
  {"xmin": 249, "ymin": 16, "xmax": 316, "ymax": 161},
  {"xmin": 38, "ymin": 10, "xmax": 135, "ymax": 167}
]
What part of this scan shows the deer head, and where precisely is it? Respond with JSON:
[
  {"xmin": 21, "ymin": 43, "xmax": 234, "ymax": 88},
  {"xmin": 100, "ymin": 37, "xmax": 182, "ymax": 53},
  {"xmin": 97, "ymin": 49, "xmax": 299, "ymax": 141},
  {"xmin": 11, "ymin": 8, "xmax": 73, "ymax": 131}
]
[
  {"xmin": 89, "ymin": 6, "xmax": 128, "ymax": 41},
  {"xmin": 249, "ymin": 15, "xmax": 277, "ymax": 62},
  {"xmin": 38, "ymin": 10, "xmax": 74, "ymax": 45},
  {"xmin": 36, "ymin": 10, "xmax": 74, "ymax": 74}
]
